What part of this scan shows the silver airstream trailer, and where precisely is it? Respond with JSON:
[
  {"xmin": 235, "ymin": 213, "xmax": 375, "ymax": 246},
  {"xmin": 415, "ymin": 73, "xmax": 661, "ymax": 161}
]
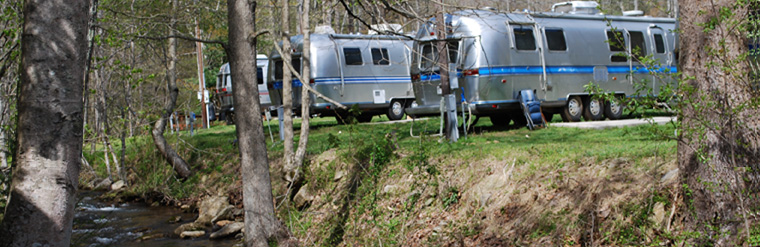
[
  {"xmin": 215, "ymin": 54, "xmax": 271, "ymax": 124},
  {"xmin": 268, "ymin": 34, "xmax": 415, "ymax": 122},
  {"xmin": 406, "ymin": 2, "xmax": 678, "ymax": 124}
]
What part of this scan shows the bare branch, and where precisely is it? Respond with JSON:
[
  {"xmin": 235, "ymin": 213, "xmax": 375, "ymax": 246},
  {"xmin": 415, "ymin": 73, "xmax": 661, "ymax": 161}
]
[
  {"xmin": 271, "ymin": 41, "xmax": 347, "ymax": 110},
  {"xmin": 136, "ymin": 34, "xmax": 227, "ymax": 50}
]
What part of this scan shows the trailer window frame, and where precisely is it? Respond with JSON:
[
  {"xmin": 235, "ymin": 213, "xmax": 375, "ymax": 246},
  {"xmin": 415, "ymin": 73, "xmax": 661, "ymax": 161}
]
[
  {"xmin": 343, "ymin": 47, "xmax": 364, "ymax": 66},
  {"xmin": 257, "ymin": 67, "xmax": 264, "ymax": 84},
  {"xmin": 545, "ymin": 28, "xmax": 567, "ymax": 51},
  {"xmin": 607, "ymin": 30, "xmax": 627, "ymax": 62},
  {"xmin": 371, "ymin": 48, "xmax": 391, "ymax": 65},
  {"xmin": 629, "ymin": 31, "xmax": 647, "ymax": 59},
  {"xmin": 274, "ymin": 60, "xmax": 283, "ymax": 80},
  {"xmin": 419, "ymin": 41, "xmax": 460, "ymax": 71},
  {"xmin": 653, "ymin": 33, "xmax": 665, "ymax": 54},
  {"xmin": 513, "ymin": 26, "xmax": 537, "ymax": 51},
  {"xmin": 420, "ymin": 43, "xmax": 436, "ymax": 70},
  {"xmin": 291, "ymin": 57, "xmax": 302, "ymax": 75}
]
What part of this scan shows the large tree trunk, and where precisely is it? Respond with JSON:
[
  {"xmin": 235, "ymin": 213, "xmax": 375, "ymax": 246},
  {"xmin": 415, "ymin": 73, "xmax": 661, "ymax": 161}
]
[
  {"xmin": 0, "ymin": 0, "xmax": 89, "ymax": 245},
  {"xmin": 151, "ymin": 0, "xmax": 191, "ymax": 179},
  {"xmin": 227, "ymin": 0, "xmax": 284, "ymax": 246},
  {"xmin": 679, "ymin": 0, "xmax": 759, "ymax": 245}
]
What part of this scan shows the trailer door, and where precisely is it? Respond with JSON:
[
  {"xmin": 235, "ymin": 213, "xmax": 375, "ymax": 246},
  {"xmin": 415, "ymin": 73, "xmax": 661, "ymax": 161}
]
[
  {"xmin": 507, "ymin": 22, "xmax": 543, "ymax": 98},
  {"xmin": 648, "ymin": 26, "xmax": 671, "ymax": 94}
]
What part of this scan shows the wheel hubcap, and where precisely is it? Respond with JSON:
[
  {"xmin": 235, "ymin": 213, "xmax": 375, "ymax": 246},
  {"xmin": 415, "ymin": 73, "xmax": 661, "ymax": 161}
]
[
  {"xmin": 609, "ymin": 99, "xmax": 621, "ymax": 115},
  {"xmin": 568, "ymin": 99, "xmax": 581, "ymax": 116},
  {"xmin": 392, "ymin": 102, "xmax": 403, "ymax": 116},
  {"xmin": 589, "ymin": 99, "xmax": 601, "ymax": 116}
]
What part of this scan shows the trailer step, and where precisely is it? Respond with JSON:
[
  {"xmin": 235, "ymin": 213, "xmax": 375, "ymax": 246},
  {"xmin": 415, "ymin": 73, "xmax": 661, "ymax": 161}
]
[{"xmin": 519, "ymin": 89, "xmax": 547, "ymax": 130}]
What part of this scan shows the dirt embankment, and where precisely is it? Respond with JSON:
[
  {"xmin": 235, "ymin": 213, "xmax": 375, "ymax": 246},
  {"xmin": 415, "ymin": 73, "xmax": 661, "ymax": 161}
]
[{"xmin": 275, "ymin": 144, "xmax": 680, "ymax": 246}]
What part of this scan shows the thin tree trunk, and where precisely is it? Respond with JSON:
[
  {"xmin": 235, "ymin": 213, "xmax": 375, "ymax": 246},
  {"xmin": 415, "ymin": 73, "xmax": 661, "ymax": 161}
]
[
  {"xmin": 281, "ymin": 0, "xmax": 296, "ymax": 181},
  {"xmin": 227, "ymin": 0, "xmax": 285, "ymax": 246},
  {"xmin": 287, "ymin": 0, "xmax": 312, "ymax": 184},
  {"xmin": 678, "ymin": 0, "xmax": 759, "ymax": 245},
  {"xmin": 102, "ymin": 136, "xmax": 112, "ymax": 180},
  {"xmin": 0, "ymin": 0, "xmax": 89, "ymax": 245},
  {"xmin": 103, "ymin": 135, "xmax": 122, "ymax": 181},
  {"xmin": 151, "ymin": 0, "xmax": 191, "ymax": 179},
  {"xmin": 0, "ymin": 96, "xmax": 7, "ymax": 168}
]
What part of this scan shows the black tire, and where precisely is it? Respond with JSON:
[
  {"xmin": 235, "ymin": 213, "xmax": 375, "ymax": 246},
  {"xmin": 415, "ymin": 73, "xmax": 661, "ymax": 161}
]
[
  {"xmin": 561, "ymin": 96, "xmax": 583, "ymax": 122},
  {"xmin": 511, "ymin": 111, "xmax": 528, "ymax": 128},
  {"xmin": 604, "ymin": 96, "xmax": 624, "ymax": 120},
  {"xmin": 582, "ymin": 97, "xmax": 604, "ymax": 121},
  {"xmin": 543, "ymin": 112, "xmax": 554, "ymax": 122},
  {"xmin": 357, "ymin": 113, "xmax": 373, "ymax": 123},
  {"xmin": 335, "ymin": 113, "xmax": 351, "ymax": 125},
  {"xmin": 490, "ymin": 114, "xmax": 510, "ymax": 127},
  {"xmin": 387, "ymin": 100, "xmax": 406, "ymax": 121}
]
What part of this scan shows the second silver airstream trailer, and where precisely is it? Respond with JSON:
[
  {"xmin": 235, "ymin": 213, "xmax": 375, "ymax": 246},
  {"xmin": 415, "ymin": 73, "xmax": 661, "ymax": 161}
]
[
  {"xmin": 215, "ymin": 54, "xmax": 270, "ymax": 124},
  {"xmin": 268, "ymin": 34, "xmax": 415, "ymax": 122},
  {"xmin": 407, "ymin": 2, "xmax": 678, "ymax": 125}
]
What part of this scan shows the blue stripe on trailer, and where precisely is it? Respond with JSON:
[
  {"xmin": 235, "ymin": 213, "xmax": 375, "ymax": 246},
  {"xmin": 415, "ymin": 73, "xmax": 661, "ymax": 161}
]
[
  {"xmin": 314, "ymin": 77, "xmax": 412, "ymax": 85},
  {"xmin": 419, "ymin": 65, "xmax": 677, "ymax": 80},
  {"xmin": 273, "ymin": 77, "xmax": 411, "ymax": 89},
  {"xmin": 271, "ymin": 79, "xmax": 303, "ymax": 89}
]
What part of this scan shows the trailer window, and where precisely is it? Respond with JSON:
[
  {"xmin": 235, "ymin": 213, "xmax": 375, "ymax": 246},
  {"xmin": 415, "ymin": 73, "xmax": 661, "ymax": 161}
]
[
  {"xmin": 344, "ymin": 48, "xmax": 363, "ymax": 65},
  {"xmin": 274, "ymin": 60, "xmax": 283, "ymax": 80},
  {"xmin": 420, "ymin": 42, "xmax": 459, "ymax": 69},
  {"xmin": 371, "ymin": 48, "xmax": 390, "ymax": 65},
  {"xmin": 629, "ymin": 31, "xmax": 647, "ymax": 58},
  {"xmin": 291, "ymin": 57, "xmax": 301, "ymax": 74},
  {"xmin": 421, "ymin": 44, "xmax": 435, "ymax": 69},
  {"xmin": 447, "ymin": 41, "xmax": 459, "ymax": 63},
  {"xmin": 257, "ymin": 68, "xmax": 264, "ymax": 84},
  {"xmin": 513, "ymin": 27, "xmax": 536, "ymax": 50},
  {"xmin": 654, "ymin": 34, "xmax": 665, "ymax": 53},
  {"xmin": 545, "ymin": 29, "xmax": 567, "ymax": 51},
  {"xmin": 607, "ymin": 30, "xmax": 626, "ymax": 62},
  {"xmin": 607, "ymin": 31, "xmax": 625, "ymax": 52}
]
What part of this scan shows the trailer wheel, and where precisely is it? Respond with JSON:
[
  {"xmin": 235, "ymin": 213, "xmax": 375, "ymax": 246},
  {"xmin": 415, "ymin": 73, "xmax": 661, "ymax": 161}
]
[
  {"xmin": 543, "ymin": 112, "xmax": 555, "ymax": 122},
  {"xmin": 511, "ymin": 111, "xmax": 528, "ymax": 128},
  {"xmin": 561, "ymin": 96, "xmax": 583, "ymax": 122},
  {"xmin": 490, "ymin": 114, "xmax": 510, "ymax": 127},
  {"xmin": 387, "ymin": 100, "xmax": 405, "ymax": 121},
  {"xmin": 582, "ymin": 97, "xmax": 604, "ymax": 121},
  {"xmin": 604, "ymin": 96, "xmax": 624, "ymax": 120},
  {"xmin": 357, "ymin": 113, "xmax": 374, "ymax": 123}
]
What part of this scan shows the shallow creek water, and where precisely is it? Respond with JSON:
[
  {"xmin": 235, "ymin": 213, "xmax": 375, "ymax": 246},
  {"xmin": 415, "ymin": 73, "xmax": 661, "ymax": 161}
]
[{"xmin": 72, "ymin": 190, "xmax": 239, "ymax": 247}]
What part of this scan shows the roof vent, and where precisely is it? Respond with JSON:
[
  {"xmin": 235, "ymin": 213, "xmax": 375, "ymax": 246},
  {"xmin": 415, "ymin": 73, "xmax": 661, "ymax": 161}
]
[
  {"xmin": 551, "ymin": 1, "xmax": 600, "ymax": 15},
  {"xmin": 368, "ymin": 24, "xmax": 403, "ymax": 35},
  {"xmin": 314, "ymin": 25, "xmax": 336, "ymax": 34},
  {"xmin": 622, "ymin": 10, "xmax": 644, "ymax": 16}
]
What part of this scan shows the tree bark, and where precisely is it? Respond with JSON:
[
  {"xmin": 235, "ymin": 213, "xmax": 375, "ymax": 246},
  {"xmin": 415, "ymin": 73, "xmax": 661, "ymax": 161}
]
[
  {"xmin": 150, "ymin": 0, "xmax": 192, "ymax": 179},
  {"xmin": 280, "ymin": 0, "xmax": 296, "ymax": 182},
  {"xmin": 679, "ymin": 0, "xmax": 759, "ymax": 245},
  {"xmin": 291, "ymin": 0, "xmax": 312, "ymax": 183},
  {"xmin": 227, "ymin": 0, "xmax": 284, "ymax": 246},
  {"xmin": 0, "ymin": 0, "xmax": 89, "ymax": 245}
]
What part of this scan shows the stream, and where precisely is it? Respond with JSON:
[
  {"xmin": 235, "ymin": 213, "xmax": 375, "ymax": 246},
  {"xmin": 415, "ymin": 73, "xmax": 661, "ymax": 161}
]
[{"xmin": 72, "ymin": 191, "xmax": 239, "ymax": 247}]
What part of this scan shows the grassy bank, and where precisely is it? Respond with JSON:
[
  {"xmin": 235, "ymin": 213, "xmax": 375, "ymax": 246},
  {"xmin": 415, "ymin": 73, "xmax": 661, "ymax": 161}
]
[{"xmin": 81, "ymin": 114, "xmax": 681, "ymax": 245}]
